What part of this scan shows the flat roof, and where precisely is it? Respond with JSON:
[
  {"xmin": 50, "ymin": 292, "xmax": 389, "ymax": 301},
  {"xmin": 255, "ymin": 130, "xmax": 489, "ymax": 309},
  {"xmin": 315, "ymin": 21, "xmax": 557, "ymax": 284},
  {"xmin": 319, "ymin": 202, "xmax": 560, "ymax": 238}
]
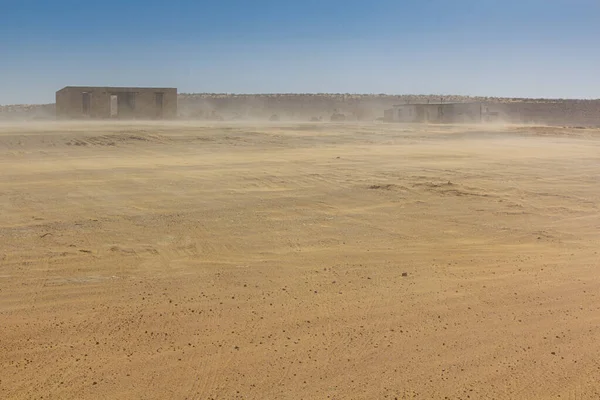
[{"xmin": 57, "ymin": 86, "xmax": 177, "ymax": 93}]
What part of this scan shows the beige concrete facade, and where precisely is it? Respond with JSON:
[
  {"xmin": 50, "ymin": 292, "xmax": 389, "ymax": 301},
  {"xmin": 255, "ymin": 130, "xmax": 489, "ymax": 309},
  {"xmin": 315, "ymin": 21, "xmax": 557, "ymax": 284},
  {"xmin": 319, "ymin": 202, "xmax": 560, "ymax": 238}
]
[{"xmin": 56, "ymin": 86, "xmax": 177, "ymax": 119}]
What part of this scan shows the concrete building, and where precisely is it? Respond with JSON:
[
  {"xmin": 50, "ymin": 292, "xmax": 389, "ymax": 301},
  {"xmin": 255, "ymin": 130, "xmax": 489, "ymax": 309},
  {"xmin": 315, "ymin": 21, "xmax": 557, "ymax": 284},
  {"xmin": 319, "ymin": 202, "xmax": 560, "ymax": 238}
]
[
  {"xmin": 384, "ymin": 102, "xmax": 484, "ymax": 123},
  {"xmin": 56, "ymin": 86, "xmax": 177, "ymax": 119}
]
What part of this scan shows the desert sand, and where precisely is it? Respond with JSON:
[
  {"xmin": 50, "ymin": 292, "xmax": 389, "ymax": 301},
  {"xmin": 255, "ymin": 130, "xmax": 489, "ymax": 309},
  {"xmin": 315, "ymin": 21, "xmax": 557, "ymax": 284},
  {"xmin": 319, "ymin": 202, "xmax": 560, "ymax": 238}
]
[{"xmin": 1, "ymin": 121, "xmax": 600, "ymax": 399}]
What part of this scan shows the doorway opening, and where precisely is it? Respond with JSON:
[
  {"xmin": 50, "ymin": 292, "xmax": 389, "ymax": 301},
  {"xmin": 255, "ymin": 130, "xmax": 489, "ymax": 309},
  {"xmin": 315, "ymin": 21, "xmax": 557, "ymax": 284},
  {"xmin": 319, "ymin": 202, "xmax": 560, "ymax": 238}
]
[
  {"xmin": 119, "ymin": 92, "xmax": 136, "ymax": 117},
  {"xmin": 155, "ymin": 92, "xmax": 164, "ymax": 118},
  {"xmin": 82, "ymin": 92, "xmax": 91, "ymax": 116},
  {"xmin": 110, "ymin": 95, "xmax": 118, "ymax": 117}
]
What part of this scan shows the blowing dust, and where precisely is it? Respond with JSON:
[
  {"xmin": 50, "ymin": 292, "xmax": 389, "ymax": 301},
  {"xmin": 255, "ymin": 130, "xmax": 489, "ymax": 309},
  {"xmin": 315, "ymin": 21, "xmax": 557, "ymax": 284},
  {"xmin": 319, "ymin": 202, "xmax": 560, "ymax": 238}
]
[{"xmin": 2, "ymin": 121, "xmax": 600, "ymax": 399}]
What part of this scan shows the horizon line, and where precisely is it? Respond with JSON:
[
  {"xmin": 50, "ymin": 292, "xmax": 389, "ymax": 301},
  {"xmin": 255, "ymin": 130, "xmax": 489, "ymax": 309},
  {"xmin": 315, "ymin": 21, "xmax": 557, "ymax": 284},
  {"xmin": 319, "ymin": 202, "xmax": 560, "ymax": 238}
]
[{"xmin": 2, "ymin": 93, "xmax": 600, "ymax": 107}]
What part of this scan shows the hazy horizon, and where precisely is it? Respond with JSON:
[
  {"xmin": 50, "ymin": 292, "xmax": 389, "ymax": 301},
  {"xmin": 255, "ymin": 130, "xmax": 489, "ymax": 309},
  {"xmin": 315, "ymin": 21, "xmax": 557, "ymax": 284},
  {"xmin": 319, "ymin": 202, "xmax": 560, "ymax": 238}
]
[
  {"xmin": 4, "ymin": 92, "xmax": 600, "ymax": 107},
  {"xmin": 2, "ymin": 0, "xmax": 599, "ymax": 104}
]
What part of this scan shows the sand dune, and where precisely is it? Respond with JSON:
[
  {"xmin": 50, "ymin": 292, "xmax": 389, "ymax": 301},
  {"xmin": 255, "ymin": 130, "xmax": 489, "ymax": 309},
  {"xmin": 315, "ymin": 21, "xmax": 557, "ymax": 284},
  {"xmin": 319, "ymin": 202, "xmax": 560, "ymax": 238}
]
[{"xmin": 1, "ymin": 121, "xmax": 600, "ymax": 399}]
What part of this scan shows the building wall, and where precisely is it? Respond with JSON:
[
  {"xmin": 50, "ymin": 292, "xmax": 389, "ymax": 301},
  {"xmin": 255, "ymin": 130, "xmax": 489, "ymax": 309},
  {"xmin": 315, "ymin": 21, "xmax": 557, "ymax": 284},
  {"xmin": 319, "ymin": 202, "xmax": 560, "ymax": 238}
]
[
  {"xmin": 422, "ymin": 105, "xmax": 442, "ymax": 123},
  {"xmin": 385, "ymin": 103, "xmax": 483, "ymax": 123},
  {"xmin": 55, "ymin": 88, "xmax": 70, "ymax": 118},
  {"xmin": 434, "ymin": 103, "xmax": 482, "ymax": 123},
  {"xmin": 383, "ymin": 108, "xmax": 394, "ymax": 122},
  {"xmin": 89, "ymin": 90, "xmax": 111, "ymax": 118},
  {"xmin": 56, "ymin": 87, "xmax": 90, "ymax": 119},
  {"xmin": 384, "ymin": 105, "xmax": 420, "ymax": 122},
  {"xmin": 400, "ymin": 105, "xmax": 419, "ymax": 122},
  {"xmin": 56, "ymin": 87, "xmax": 177, "ymax": 119}
]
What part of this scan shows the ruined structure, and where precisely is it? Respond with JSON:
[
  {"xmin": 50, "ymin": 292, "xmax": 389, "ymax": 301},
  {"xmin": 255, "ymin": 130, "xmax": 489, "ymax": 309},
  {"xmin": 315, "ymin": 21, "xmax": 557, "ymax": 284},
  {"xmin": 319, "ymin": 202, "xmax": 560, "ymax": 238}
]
[{"xmin": 56, "ymin": 86, "xmax": 177, "ymax": 119}]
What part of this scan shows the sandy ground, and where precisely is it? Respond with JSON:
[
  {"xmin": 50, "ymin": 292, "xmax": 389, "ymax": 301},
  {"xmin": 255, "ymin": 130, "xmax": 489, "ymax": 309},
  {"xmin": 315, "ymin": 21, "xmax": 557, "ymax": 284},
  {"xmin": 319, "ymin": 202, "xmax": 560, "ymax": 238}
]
[{"xmin": 1, "ymin": 121, "xmax": 600, "ymax": 399}]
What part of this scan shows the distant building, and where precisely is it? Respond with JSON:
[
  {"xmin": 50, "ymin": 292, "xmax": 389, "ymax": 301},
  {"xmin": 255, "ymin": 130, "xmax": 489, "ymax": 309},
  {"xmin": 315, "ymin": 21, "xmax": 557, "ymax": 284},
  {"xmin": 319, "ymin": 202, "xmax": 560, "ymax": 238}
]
[
  {"xmin": 384, "ymin": 102, "xmax": 484, "ymax": 123},
  {"xmin": 56, "ymin": 86, "xmax": 177, "ymax": 119}
]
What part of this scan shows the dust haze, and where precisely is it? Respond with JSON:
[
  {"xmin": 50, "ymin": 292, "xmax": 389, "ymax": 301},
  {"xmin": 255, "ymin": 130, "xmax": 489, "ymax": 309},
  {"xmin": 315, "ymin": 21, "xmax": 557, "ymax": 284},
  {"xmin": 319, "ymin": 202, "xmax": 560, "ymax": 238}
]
[
  {"xmin": 2, "ymin": 119, "xmax": 600, "ymax": 399},
  {"xmin": 4, "ymin": 94, "xmax": 600, "ymax": 126}
]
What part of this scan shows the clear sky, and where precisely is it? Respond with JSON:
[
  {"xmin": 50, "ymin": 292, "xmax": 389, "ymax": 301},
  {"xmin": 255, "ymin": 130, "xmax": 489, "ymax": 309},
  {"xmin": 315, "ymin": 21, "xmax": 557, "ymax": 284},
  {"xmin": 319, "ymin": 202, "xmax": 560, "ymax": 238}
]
[{"xmin": 1, "ymin": 0, "xmax": 599, "ymax": 104}]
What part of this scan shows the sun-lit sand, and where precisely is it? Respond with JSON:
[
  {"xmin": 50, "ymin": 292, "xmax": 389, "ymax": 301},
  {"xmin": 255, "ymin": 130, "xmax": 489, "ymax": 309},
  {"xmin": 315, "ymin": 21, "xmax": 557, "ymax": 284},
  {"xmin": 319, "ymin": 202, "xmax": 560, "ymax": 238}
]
[{"xmin": 1, "ymin": 121, "xmax": 600, "ymax": 399}]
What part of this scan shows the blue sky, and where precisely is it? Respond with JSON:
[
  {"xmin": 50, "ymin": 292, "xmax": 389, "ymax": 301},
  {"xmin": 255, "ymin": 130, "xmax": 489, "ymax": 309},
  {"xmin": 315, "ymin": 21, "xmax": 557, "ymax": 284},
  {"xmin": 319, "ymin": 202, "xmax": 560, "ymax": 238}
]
[{"xmin": 1, "ymin": 0, "xmax": 599, "ymax": 104}]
